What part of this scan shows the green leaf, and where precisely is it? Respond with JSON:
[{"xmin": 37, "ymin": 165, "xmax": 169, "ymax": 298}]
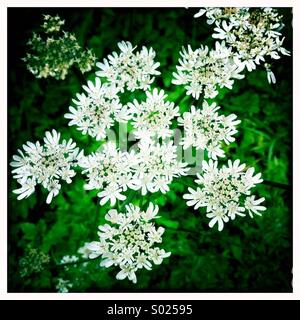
[
  {"xmin": 231, "ymin": 245, "xmax": 242, "ymax": 261},
  {"xmin": 158, "ymin": 218, "xmax": 179, "ymax": 229}
]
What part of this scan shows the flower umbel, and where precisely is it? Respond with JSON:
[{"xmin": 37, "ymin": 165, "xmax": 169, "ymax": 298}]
[
  {"xmin": 96, "ymin": 41, "xmax": 160, "ymax": 92},
  {"xmin": 183, "ymin": 159, "xmax": 266, "ymax": 231},
  {"xmin": 23, "ymin": 14, "xmax": 96, "ymax": 80},
  {"xmin": 172, "ymin": 41, "xmax": 244, "ymax": 99},
  {"xmin": 131, "ymin": 139, "xmax": 189, "ymax": 195},
  {"xmin": 194, "ymin": 7, "xmax": 290, "ymax": 83},
  {"xmin": 128, "ymin": 88, "xmax": 180, "ymax": 140},
  {"xmin": 79, "ymin": 142, "xmax": 139, "ymax": 206},
  {"xmin": 85, "ymin": 202, "xmax": 171, "ymax": 284},
  {"xmin": 178, "ymin": 101, "xmax": 240, "ymax": 159},
  {"xmin": 65, "ymin": 77, "xmax": 129, "ymax": 141},
  {"xmin": 10, "ymin": 129, "xmax": 82, "ymax": 204}
]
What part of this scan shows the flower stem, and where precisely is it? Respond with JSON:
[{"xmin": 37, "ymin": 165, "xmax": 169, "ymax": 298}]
[{"xmin": 119, "ymin": 189, "xmax": 136, "ymax": 211}]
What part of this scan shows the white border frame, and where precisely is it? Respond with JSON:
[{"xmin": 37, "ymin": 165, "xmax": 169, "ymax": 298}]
[{"xmin": 1, "ymin": 0, "xmax": 298, "ymax": 300}]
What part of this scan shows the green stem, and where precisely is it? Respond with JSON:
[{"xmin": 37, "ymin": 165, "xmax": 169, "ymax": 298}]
[
  {"xmin": 119, "ymin": 189, "xmax": 136, "ymax": 211},
  {"xmin": 55, "ymin": 258, "xmax": 92, "ymax": 268},
  {"xmin": 262, "ymin": 180, "xmax": 290, "ymax": 190}
]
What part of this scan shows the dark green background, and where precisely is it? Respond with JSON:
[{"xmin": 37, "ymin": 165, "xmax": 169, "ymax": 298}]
[{"xmin": 8, "ymin": 8, "xmax": 292, "ymax": 292}]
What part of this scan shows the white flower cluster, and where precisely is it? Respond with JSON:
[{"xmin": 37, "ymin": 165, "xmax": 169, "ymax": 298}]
[
  {"xmin": 183, "ymin": 159, "xmax": 266, "ymax": 231},
  {"xmin": 172, "ymin": 42, "xmax": 244, "ymax": 99},
  {"xmin": 80, "ymin": 139, "xmax": 188, "ymax": 204},
  {"xmin": 56, "ymin": 278, "xmax": 73, "ymax": 293},
  {"xmin": 60, "ymin": 255, "xmax": 79, "ymax": 264},
  {"xmin": 10, "ymin": 129, "xmax": 82, "ymax": 204},
  {"xmin": 127, "ymin": 88, "xmax": 180, "ymax": 139},
  {"xmin": 132, "ymin": 139, "xmax": 189, "ymax": 195},
  {"xmin": 96, "ymin": 41, "xmax": 160, "ymax": 92},
  {"xmin": 178, "ymin": 101, "xmax": 240, "ymax": 159},
  {"xmin": 11, "ymin": 11, "xmax": 282, "ymax": 283},
  {"xmin": 194, "ymin": 7, "xmax": 290, "ymax": 83},
  {"xmin": 60, "ymin": 255, "xmax": 79, "ymax": 270},
  {"xmin": 65, "ymin": 77, "xmax": 129, "ymax": 141},
  {"xmin": 23, "ymin": 15, "xmax": 96, "ymax": 80},
  {"xmin": 79, "ymin": 142, "xmax": 139, "ymax": 206},
  {"xmin": 85, "ymin": 203, "xmax": 171, "ymax": 284},
  {"xmin": 42, "ymin": 14, "xmax": 65, "ymax": 33}
]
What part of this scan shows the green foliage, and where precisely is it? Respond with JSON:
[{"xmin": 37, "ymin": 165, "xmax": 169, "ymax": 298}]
[{"xmin": 8, "ymin": 8, "xmax": 292, "ymax": 292}]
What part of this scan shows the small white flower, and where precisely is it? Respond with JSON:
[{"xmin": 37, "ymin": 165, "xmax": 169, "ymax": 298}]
[
  {"xmin": 194, "ymin": 9, "xmax": 206, "ymax": 18},
  {"xmin": 10, "ymin": 129, "xmax": 81, "ymax": 204},
  {"xmin": 98, "ymin": 185, "xmax": 126, "ymax": 206},
  {"xmin": 78, "ymin": 242, "xmax": 95, "ymax": 259},
  {"xmin": 84, "ymin": 203, "xmax": 170, "ymax": 284},
  {"xmin": 245, "ymin": 196, "xmax": 267, "ymax": 218},
  {"xmin": 60, "ymin": 255, "xmax": 79, "ymax": 264},
  {"xmin": 128, "ymin": 88, "xmax": 180, "ymax": 139},
  {"xmin": 212, "ymin": 20, "xmax": 234, "ymax": 40},
  {"xmin": 183, "ymin": 159, "xmax": 266, "ymax": 231},
  {"xmin": 183, "ymin": 187, "xmax": 207, "ymax": 210},
  {"xmin": 178, "ymin": 101, "xmax": 240, "ymax": 160},
  {"xmin": 86, "ymin": 241, "xmax": 109, "ymax": 259},
  {"xmin": 96, "ymin": 41, "xmax": 160, "ymax": 92}
]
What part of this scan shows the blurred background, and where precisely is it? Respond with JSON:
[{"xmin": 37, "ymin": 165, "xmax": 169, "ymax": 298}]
[{"xmin": 8, "ymin": 8, "xmax": 292, "ymax": 292}]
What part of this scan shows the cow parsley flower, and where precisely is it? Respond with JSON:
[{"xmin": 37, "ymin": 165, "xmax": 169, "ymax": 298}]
[
  {"xmin": 10, "ymin": 129, "xmax": 82, "ymax": 204},
  {"xmin": 127, "ymin": 88, "xmax": 180, "ymax": 139},
  {"xmin": 183, "ymin": 159, "xmax": 266, "ymax": 231},
  {"xmin": 96, "ymin": 41, "xmax": 160, "ymax": 92},
  {"xmin": 132, "ymin": 139, "xmax": 189, "ymax": 195},
  {"xmin": 178, "ymin": 101, "xmax": 240, "ymax": 159},
  {"xmin": 23, "ymin": 14, "xmax": 96, "ymax": 80},
  {"xmin": 79, "ymin": 142, "xmax": 139, "ymax": 206},
  {"xmin": 65, "ymin": 77, "xmax": 129, "ymax": 141},
  {"xmin": 172, "ymin": 41, "xmax": 244, "ymax": 99},
  {"xmin": 195, "ymin": 7, "xmax": 290, "ymax": 82},
  {"xmin": 85, "ymin": 203, "xmax": 171, "ymax": 284}
]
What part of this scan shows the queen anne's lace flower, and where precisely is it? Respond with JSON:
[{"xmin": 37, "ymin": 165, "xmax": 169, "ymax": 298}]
[
  {"xmin": 85, "ymin": 203, "xmax": 171, "ymax": 284},
  {"xmin": 194, "ymin": 7, "xmax": 290, "ymax": 83},
  {"xmin": 172, "ymin": 41, "xmax": 244, "ymax": 99},
  {"xmin": 178, "ymin": 101, "xmax": 240, "ymax": 159},
  {"xmin": 10, "ymin": 129, "xmax": 82, "ymax": 204},
  {"xmin": 65, "ymin": 77, "xmax": 129, "ymax": 140},
  {"xmin": 96, "ymin": 41, "xmax": 160, "ymax": 92},
  {"xmin": 127, "ymin": 88, "xmax": 180, "ymax": 139},
  {"xmin": 183, "ymin": 159, "xmax": 266, "ymax": 231},
  {"xmin": 79, "ymin": 142, "xmax": 139, "ymax": 206},
  {"xmin": 132, "ymin": 139, "xmax": 189, "ymax": 195}
]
